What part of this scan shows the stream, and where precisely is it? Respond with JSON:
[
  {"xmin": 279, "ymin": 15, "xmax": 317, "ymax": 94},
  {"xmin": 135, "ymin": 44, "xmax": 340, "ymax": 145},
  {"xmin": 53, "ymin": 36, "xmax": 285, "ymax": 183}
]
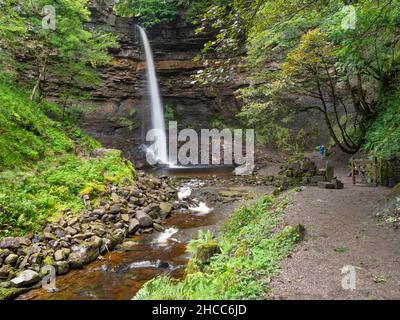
[{"xmin": 17, "ymin": 175, "xmax": 272, "ymax": 300}]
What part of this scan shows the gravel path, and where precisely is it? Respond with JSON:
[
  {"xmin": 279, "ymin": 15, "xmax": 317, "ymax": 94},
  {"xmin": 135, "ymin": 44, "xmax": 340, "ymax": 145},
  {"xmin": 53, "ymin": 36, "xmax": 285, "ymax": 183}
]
[{"xmin": 269, "ymin": 173, "xmax": 400, "ymax": 300}]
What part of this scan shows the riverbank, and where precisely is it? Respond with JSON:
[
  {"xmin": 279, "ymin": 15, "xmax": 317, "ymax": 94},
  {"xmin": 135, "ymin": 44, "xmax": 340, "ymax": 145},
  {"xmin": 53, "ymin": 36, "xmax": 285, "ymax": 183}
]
[
  {"xmin": 0, "ymin": 171, "xmax": 183, "ymax": 300},
  {"xmin": 133, "ymin": 191, "xmax": 304, "ymax": 300}
]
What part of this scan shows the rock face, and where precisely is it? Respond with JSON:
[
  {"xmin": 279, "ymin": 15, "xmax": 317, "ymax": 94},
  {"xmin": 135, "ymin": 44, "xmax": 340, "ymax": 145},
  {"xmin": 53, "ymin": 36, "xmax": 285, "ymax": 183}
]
[{"xmin": 44, "ymin": 1, "xmax": 244, "ymax": 165}]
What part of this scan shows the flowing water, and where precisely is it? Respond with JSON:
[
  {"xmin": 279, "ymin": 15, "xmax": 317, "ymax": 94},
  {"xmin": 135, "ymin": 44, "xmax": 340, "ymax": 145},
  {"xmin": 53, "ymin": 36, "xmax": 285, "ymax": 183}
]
[
  {"xmin": 18, "ymin": 178, "xmax": 272, "ymax": 300},
  {"xmin": 138, "ymin": 26, "xmax": 168, "ymax": 165}
]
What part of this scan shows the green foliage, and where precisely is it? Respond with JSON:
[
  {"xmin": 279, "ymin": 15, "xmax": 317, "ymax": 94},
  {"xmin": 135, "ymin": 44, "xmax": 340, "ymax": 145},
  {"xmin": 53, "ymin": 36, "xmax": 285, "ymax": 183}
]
[
  {"xmin": 0, "ymin": 81, "xmax": 74, "ymax": 169},
  {"xmin": 114, "ymin": 0, "xmax": 178, "ymax": 27},
  {"xmin": 0, "ymin": 151, "xmax": 135, "ymax": 236},
  {"xmin": 134, "ymin": 194, "xmax": 302, "ymax": 300},
  {"xmin": 114, "ymin": 0, "xmax": 210, "ymax": 26},
  {"xmin": 164, "ymin": 103, "xmax": 177, "ymax": 122},
  {"xmin": 0, "ymin": 81, "xmax": 135, "ymax": 236},
  {"xmin": 196, "ymin": 0, "xmax": 400, "ymax": 155},
  {"xmin": 1, "ymin": 0, "xmax": 117, "ymax": 101},
  {"xmin": 364, "ymin": 90, "xmax": 400, "ymax": 159}
]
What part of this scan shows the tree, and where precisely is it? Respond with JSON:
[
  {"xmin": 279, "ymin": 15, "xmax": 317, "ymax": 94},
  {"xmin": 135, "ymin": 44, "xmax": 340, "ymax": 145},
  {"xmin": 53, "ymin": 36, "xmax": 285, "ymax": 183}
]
[
  {"xmin": 1, "ymin": 0, "xmax": 117, "ymax": 102},
  {"xmin": 196, "ymin": 0, "xmax": 400, "ymax": 154}
]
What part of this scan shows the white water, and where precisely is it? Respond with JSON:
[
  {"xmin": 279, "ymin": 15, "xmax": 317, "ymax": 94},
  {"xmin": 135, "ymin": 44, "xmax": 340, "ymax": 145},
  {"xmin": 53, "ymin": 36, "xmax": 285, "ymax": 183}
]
[
  {"xmin": 189, "ymin": 201, "xmax": 214, "ymax": 215},
  {"xmin": 138, "ymin": 26, "xmax": 168, "ymax": 164},
  {"xmin": 152, "ymin": 227, "xmax": 179, "ymax": 245}
]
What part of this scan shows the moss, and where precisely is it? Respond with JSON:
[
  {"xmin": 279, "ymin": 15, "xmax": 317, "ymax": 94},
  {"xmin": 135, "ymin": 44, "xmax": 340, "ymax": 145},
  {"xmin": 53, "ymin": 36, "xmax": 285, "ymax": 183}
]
[
  {"xmin": 0, "ymin": 287, "xmax": 26, "ymax": 300},
  {"xmin": 0, "ymin": 81, "xmax": 136, "ymax": 237},
  {"xmin": 42, "ymin": 256, "xmax": 55, "ymax": 266}
]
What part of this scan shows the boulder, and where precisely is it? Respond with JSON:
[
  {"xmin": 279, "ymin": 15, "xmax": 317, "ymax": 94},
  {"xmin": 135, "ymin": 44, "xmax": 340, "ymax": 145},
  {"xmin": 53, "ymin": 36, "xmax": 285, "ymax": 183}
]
[
  {"xmin": 135, "ymin": 211, "xmax": 153, "ymax": 228},
  {"xmin": 4, "ymin": 254, "xmax": 18, "ymax": 266},
  {"xmin": 0, "ymin": 237, "xmax": 30, "ymax": 250},
  {"xmin": 55, "ymin": 261, "xmax": 69, "ymax": 275},
  {"xmin": 68, "ymin": 241, "xmax": 100, "ymax": 269},
  {"xmin": 54, "ymin": 250, "xmax": 67, "ymax": 261},
  {"xmin": 10, "ymin": 270, "xmax": 40, "ymax": 288},
  {"xmin": 0, "ymin": 265, "xmax": 12, "ymax": 279},
  {"xmin": 0, "ymin": 249, "xmax": 11, "ymax": 260},
  {"xmin": 159, "ymin": 202, "xmax": 173, "ymax": 215}
]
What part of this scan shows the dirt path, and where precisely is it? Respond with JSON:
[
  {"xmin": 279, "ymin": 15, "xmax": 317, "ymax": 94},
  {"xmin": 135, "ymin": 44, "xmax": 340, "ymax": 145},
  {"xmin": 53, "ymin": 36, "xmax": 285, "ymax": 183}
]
[{"xmin": 269, "ymin": 169, "xmax": 400, "ymax": 300}]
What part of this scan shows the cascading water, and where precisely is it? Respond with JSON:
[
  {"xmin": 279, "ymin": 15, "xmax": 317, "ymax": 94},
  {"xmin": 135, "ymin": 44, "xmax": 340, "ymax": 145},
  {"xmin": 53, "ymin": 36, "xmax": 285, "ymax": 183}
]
[{"xmin": 137, "ymin": 26, "xmax": 168, "ymax": 165}]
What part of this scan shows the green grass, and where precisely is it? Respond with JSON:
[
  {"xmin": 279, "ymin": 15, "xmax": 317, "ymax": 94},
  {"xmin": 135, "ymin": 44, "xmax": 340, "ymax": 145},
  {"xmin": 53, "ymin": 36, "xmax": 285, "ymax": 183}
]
[
  {"xmin": 0, "ymin": 81, "xmax": 136, "ymax": 236},
  {"xmin": 134, "ymin": 194, "xmax": 303, "ymax": 300}
]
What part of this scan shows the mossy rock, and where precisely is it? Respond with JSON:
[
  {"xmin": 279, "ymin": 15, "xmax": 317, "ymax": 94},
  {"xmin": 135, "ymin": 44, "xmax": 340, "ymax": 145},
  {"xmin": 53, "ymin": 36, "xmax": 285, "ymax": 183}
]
[
  {"xmin": 276, "ymin": 224, "xmax": 305, "ymax": 244},
  {"xmin": 42, "ymin": 256, "xmax": 55, "ymax": 266},
  {"xmin": 0, "ymin": 287, "xmax": 27, "ymax": 300},
  {"xmin": 194, "ymin": 242, "xmax": 221, "ymax": 264}
]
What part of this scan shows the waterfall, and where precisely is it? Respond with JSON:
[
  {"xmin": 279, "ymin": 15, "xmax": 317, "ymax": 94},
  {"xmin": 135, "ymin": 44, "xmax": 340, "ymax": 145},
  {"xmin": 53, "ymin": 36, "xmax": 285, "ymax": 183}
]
[{"xmin": 138, "ymin": 26, "xmax": 168, "ymax": 165}]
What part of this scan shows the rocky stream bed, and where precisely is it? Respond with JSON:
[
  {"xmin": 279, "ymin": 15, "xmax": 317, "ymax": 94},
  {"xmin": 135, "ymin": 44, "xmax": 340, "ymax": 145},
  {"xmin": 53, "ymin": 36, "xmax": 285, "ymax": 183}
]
[{"xmin": 0, "ymin": 168, "xmax": 274, "ymax": 300}]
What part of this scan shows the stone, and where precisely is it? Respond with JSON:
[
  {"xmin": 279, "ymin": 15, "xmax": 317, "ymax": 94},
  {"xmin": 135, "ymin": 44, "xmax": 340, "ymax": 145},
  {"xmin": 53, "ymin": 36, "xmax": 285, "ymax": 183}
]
[
  {"xmin": 111, "ymin": 193, "xmax": 120, "ymax": 203},
  {"xmin": 119, "ymin": 241, "xmax": 137, "ymax": 251},
  {"xmin": 135, "ymin": 210, "xmax": 153, "ymax": 228},
  {"xmin": 300, "ymin": 157, "xmax": 317, "ymax": 172},
  {"xmin": 92, "ymin": 208, "xmax": 105, "ymax": 216},
  {"xmin": 159, "ymin": 202, "xmax": 173, "ymax": 214},
  {"xmin": 68, "ymin": 241, "xmax": 100, "ymax": 269},
  {"xmin": 54, "ymin": 229, "xmax": 66, "ymax": 239},
  {"xmin": 4, "ymin": 254, "xmax": 18, "ymax": 266},
  {"xmin": 10, "ymin": 270, "xmax": 40, "ymax": 287},
  {"xmin": 0, "ymin": 265, "xmax": 11, "ymax": 279},
  {"xmin": 65, "ymin": 226, "xmax": 78, "ymax": 236},
  {"xmin": 121, "ymin": 214, "xmax": 130, "ymax": 223},
  {"xmin": 43, "ymin": 232, "xmax": 57, "ymax": 241},
  {"xmin": 54, "ymin": 250, "xmax": 66, "ymax": 261},
  {"xmin": 55, "ymin": 261, "xmax": 69, "ymax": 275},
  {"xmin": 100, "ymin": 199, "xmax": 109, "ymax": 206},
  {"xmin": 331, "ymin": 178, "xmax": 344, "ymax": 190},
  {"xmin": 109, "ymin": 204, "xmax": 121, "ymax": 214},
  {"xmin": 153, "ymin": 223, "xmax": 165, "ymax": 232},
  {"xmin": 0, "ymin": 237, "xmax": 30, "ymax": 250},
  {"xmin": 155, "ymin": 260, "xmax": 170, "ymax": 269},
  {"xmin": 129, "ymin": 197, "xmax": 139, "ymax": 204},
  {"xmin": 67, "ymin": 217, "xmax": 79, "ymax": 226},
  {"xmin": 195, "ymin": 243, "xmax": 221, "ymax": 264},
  {"xmin": 144, "ymin": 203, "xmax": 159, "ymax": 214},
  {"xmin": 128, "ymin": 218, "xmax": 140, "ymax": 234},
  {"xmin": 318, "ymin": 181, "xmax": 335, "ymax": 189},
  {"xmin": 0, "ymin": 249, "xmax": 11, "ymax": 260},
  {"xmin": 310, "ymin": 176, "xmax": 326, "ymax": 184},
  {"xmin": 42, "ymin": 256, "xmax": 55, "ymax": 266}
]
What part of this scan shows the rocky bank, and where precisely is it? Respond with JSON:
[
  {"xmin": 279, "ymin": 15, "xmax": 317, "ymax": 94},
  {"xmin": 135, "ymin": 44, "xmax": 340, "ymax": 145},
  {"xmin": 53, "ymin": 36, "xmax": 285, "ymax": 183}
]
[{"xmin": 0, "ymin": 171, "xmax": 186, "ymax": 299}]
